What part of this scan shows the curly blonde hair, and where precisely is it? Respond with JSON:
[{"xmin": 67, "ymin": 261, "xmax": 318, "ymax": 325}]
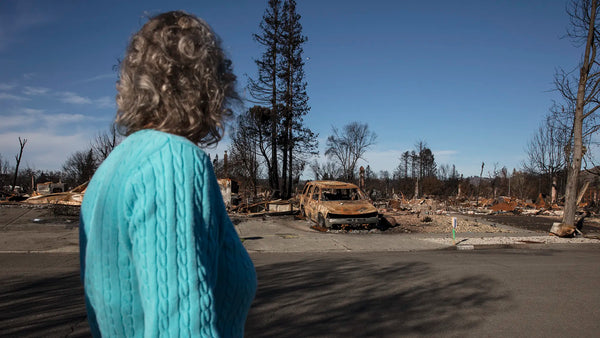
[{"xmin": 116, "ymin": 11, "xmax": 237, "ymax": 145}]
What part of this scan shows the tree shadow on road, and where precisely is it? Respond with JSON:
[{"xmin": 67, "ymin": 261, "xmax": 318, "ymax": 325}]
[
  {"xmin": 0, "ymin": 256, "xmax": 511, "ymax": 338},
  {"xmin": 0, "ymin": 272, "xmax": 90, "ymax": 338},
  {"xmin": 246, "ymin": 257, "xmax": 510, "ymax": 337}
]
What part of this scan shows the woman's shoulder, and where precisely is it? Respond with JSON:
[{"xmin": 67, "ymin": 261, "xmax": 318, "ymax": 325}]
[
  {"xmin": 95, "ymin": 130, "xmax": 209, "ymax": 181},
  {"xmin": 120, "ymin": 129, "xmax": 209, "ymax": 161}
]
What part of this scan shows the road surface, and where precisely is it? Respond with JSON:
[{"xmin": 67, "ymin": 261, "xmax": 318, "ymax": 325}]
[{"xmin": 1, "ymin": 248, "xmax": 598, "ymax": 337}]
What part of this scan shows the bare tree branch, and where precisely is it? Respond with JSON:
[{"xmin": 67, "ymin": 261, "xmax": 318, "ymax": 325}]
[{"xmin": 325, "ymin": 122, "xmax": 377, "ymax": 182}]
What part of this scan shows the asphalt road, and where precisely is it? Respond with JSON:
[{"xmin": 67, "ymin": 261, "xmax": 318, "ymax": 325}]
[
  {"xmin": 0, "ymin": 253, "xmax": 87, "ymax": 337},
  {"xmin": 1, "ymin": 248, "xmax": 599, "ymax": 337}
]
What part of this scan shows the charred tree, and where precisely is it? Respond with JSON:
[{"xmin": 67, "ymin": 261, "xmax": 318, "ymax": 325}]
[
  {"xmin": 249, "ymin": 0, "xmax": 283, "ymax": 195},
  {"xmin": 553, "ymin": 0, "xmax": 600, "ymax": 236},
  {"xmin": 11, "ymin": 137, "xmax": 27, "ymax": 192},
  {"xmin": 228, "ymin": 111, "xmax": 263, "ymax": 197},
  {"xmin": 278, "ymin": 0, "xmax": 315, "ymax": 198},
  {"xmin": 524, "ymin": 116, "xmax": 568, "ymax": 204},
  {"xmin": 413, "ymin": 142, "xmax": 425, "ymax": 198},
  {"xmin": 398, "ymin": 151, "xmax": 410, "ymax": 179},
  {"xmin": 92, "ymin": 124, "xmax": 122, "ymax": 165},
  {"xmin": 475, "ymin": 162, "xmax": 485, "ymax": 207},
  {"xmin": 325, "ymin": 122, "xmax": 377, "ymax": 182},
  {"xmin": 62, "ymin": 149, "xmax": 97, "ymax": 188},
  {"xmin": 401, "ymin": 141, "xmax": 436, "ymax": 198},
  {"xmin": 310, "ymin": 160, "xmax": 341, "ymax": 181},
  {"xmin": 0, "ymin": 153, "xmax": 9, "ymax": 189},
  {"xmin": 248, "ymin": 0, "xmax": 316, "ymax": 198}
]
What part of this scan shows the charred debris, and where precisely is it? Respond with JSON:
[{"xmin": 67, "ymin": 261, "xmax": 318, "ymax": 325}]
[{"xmin": 2, "ymin": 176, "xmax": 598, "ymax": 238}]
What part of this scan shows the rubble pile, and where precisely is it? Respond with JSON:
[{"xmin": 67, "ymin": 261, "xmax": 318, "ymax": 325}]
[
  {"xmin": 230, "ymin": 199, "xmax": 296, "ymax": 216},
  {"xmin": 376, "ymin": 197, "xmax": 513, "ymax": 234},
  {"xmin": 1, "ymin": 182, "xmax": 87, "ymax": 206},
  {"xmin": 389, "ymin": 195, "xmax": 545, "ymax": 215},
  {"xmin": 468, "ymin": 195, "xmax": 565, "ymax": 217},
  {"xmin": 370, "ymin": 193, "xmax": 600, "ymax": 236},
  {"xmin": 21, "ymin": 181, "xmax": 88, "ymax": 206},
  {"xmin": 3, "ymin": 177, "xmax": 598, "ymax": 237}
]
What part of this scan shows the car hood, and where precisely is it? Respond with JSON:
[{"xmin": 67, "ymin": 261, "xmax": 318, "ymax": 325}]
[{"xmin": 319, "ymin": 200, "xmax": 377, "ymax": 215}]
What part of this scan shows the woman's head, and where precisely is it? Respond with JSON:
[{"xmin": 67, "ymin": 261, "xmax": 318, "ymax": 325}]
[{"xmin": 116, "ymin": 11, "xmax": 236, "ymax": 145}]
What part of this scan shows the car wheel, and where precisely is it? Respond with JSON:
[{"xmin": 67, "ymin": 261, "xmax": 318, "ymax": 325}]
[{"xmin": 318, "ymin": 214, "xmax": 327, "ymax": 228}]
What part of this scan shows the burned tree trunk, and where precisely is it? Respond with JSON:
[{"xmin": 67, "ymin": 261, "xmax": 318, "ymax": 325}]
[
  {"xmin": 551, "ymin": 175, "xmax": 558, "ymax": 204},
  {"xmin": 556, "ymin": 0, "xmax": 599, "ymax": 236},
  {"xmin": 11, "ymin": 137, "xmax": 27, "ymax": 192},
  {"xmin": 475, "ymin": 162, "xmax": 484, "ymax": 207},
  {"xmin": 413, "ymin": 177, "xmax": 419, "ymax": 199}
]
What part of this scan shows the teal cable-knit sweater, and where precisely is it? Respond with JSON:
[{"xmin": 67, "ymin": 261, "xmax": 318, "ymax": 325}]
[{"xmin": 80, "ymin": 129, "xmax": 256, "ymax": 337}]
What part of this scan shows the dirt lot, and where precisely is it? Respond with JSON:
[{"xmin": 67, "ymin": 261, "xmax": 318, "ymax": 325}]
[
  {"xmin": 318, "ymin": 211, "xmax": 600, "ymax": 236},
  {"xmin": 476, "ymin": 213, "xmax": 600, "ymax": 235},
  {"xmin": 3, "ymin": 202, "xmax": 600, "ymax": 238},
  {"xmin": 383, "ymin": 214, "xmax": 514, "ymax": 234},
  {"xmin": 304, "ymin": 213, "xmax": 515, "ymax": 234}
]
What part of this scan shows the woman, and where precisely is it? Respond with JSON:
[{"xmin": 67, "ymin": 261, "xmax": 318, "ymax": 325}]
[{"xmin": 80, "ymin": 11, "xmax": 256, "ymax": 337}]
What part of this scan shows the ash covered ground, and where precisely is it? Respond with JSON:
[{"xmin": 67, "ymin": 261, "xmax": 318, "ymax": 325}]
[{"xmin": 310, "ymin": 212, "xmax": 600, "ymax": 237}]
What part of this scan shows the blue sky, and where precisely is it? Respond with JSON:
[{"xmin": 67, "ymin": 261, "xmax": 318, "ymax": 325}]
[{"xmin": 0, "ymin": 0, "xmax": 583, "ymax": 177}]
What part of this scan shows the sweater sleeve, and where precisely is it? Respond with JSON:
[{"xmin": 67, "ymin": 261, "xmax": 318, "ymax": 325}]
[{"xmin": 127, "ymin": 143, "xmax": 224, "ymax": 337}]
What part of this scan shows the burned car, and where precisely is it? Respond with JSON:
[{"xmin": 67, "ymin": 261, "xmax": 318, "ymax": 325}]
[{"xmin": 299, "ymin": 180, "xmax": 379, "ymax": 228}]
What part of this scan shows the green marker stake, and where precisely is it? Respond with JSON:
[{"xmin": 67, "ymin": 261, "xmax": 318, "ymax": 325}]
[{"xmin": 452, "ymin": 217, "xmax": 457, "ymax": 245}]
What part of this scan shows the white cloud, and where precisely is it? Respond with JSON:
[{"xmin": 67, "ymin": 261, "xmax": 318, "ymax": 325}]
[
  {"xmin": 0, "ymin": 92, "xmax": 29, "ymax": 101},
  {"xmin": 48, "ymin": 113, "xmax": 87, "ymax": 125},
  {"xmin": 0, "ymin": 108, "xmax": 44, "ymax": 127},
  {"xmin": 58, "ymin": 91, "xmax": 113, "ymax": 108},
  {"xmin": 95, "ymin": 96, "xmax": 114, "ymax": 108},
  {"xmin": 0, "ymin": 108, "xmax": 38, "ymax": 130},
  {"xmin": 3, "ymin": 83, "xmax": 113, "ymax": 109},
  {"xmin": 434, "ymin": 150, "xmax": 459, "ymax": 164},
  {"xmin": 60, "ymin": 91, "xmax": 92, "ymax": 104},
  {"xmin": 359, "ymin": 148, "xmax": 403, "ymax": 173},
  {"xmin": 77, "ymin": 73, "xmax": 117, "ymax": 84},
  {"xmin": 23, "ymin": 86, "xmax": 49, "ymax": 96},
  {"xmin": 0, "ymin": 107, "xmax": 96, "ymax": 131},
  {"xmin": 21, "ymin": 108, "xmax": 45, "ymax": 115},
  {"xmin": 0, "ymin": 83, "xmax": 16, "ymax": 90},
  {"xmin": 1, "ymin": 115, "xmax": 37, "ymax": 130},
  {"xmin": 0, "ymin": 131, "xmax": 93, "ymax": 170},
  {"xmin": 0, "ymin": 2, "xmax": 53, "ymax": 52},
  {"xmin": 434, "ymin": 150, "xmax": 458, "ymax": 156}
]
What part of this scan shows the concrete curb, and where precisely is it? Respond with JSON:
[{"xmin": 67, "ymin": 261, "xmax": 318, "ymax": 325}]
[
  {"xmin": 440, "ymin": 242, "xmax": 600, "ymax": 251},
  {"xmin": 0, "ymin": 246, "xmax": 79, "ymax": 254},
  {"xmin": 2, "ymin": 241, "xmax": 599, "ymax": 254}
]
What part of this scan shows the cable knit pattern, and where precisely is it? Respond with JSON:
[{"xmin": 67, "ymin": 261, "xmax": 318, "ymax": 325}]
[{"xmin": 80, "ymin": 129, "xmax": 256, "ymax": 337}]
